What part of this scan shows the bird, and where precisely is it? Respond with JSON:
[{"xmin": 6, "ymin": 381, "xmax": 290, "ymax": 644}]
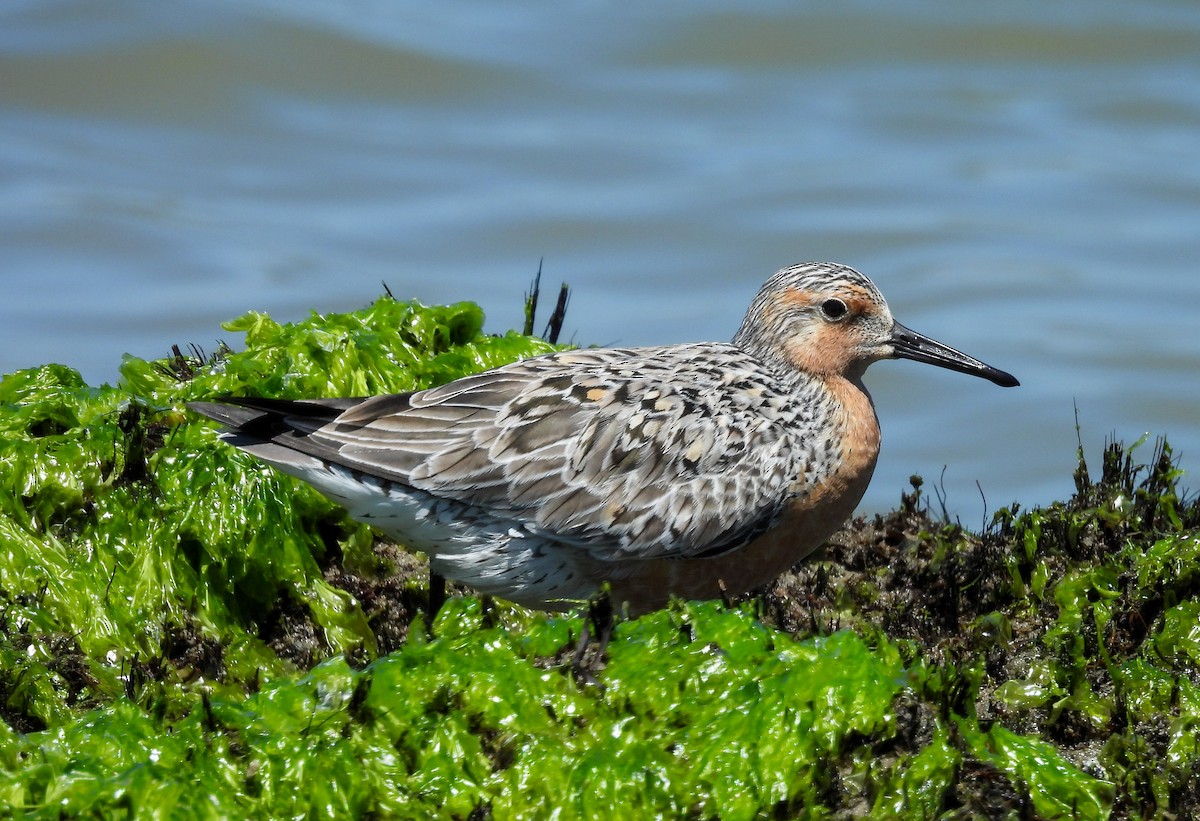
[{"xmin": 189, "ymin": 262, "xmax": 1018, "ymax": 615}]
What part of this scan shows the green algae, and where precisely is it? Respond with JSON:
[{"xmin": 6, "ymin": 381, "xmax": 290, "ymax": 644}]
[
  {"xmin": 0, "ymin": 298, "xmax": 557, "ymax": 722},
  {"xmin": 961, "ymin": 722, "xmax": 1113, "ymax": 820},
  {"xmin": 0, "ymin": 293, "xmax": 1198, "ymax": 817},
  {"xmin": 3, "ymin": 601, "xmax": 909, "ymax": 819},
  {"xmin": 869, "ymin": 725, "xmax": 961, "ymax": 819}
]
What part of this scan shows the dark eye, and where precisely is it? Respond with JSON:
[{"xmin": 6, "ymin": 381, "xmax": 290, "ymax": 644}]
[{"xmin": 820, "ymin": 298, "xmax": 849, "ymax": 321}]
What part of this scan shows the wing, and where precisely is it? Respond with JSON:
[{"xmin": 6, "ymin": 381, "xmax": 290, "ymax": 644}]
[{"xmin": 195, "ymin": 345, "xmax": 810, "ymax": 562}]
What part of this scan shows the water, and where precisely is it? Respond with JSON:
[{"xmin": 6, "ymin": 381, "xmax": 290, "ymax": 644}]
[{"xmin": 3, "ymin": 0, "xmax": 1199, "ymax": 517}]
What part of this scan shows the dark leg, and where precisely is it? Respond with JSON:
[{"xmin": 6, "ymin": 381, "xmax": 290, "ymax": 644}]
[
  {"xmin": 428, "ymin": 572, "xmax": 446, "ymax": 619},
  {"xmin": 481, "ymin": 594, "xmax": 495, "ymax": 629},
  {"xmin": 571, "ymin": 589, "xmax": 615, "ymax": 684}
]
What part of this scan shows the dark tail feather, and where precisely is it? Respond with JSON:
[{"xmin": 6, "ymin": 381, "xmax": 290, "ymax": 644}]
[
  {"xmin": 188, "ymin": 401, "xmax": 270, "ymax": 429},
  {"xmin": 187, "ymin": 397, "xmax": 363, "ymax": 438}
]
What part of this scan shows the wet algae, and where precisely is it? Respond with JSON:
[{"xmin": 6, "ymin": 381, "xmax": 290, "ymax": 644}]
[{"xmin": 0, "ymin": 293, "xmax": 1197, "ymax": 818}]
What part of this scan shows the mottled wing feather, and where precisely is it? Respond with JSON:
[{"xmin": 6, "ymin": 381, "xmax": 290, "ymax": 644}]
[{"xmin": 297, "ymin": 346, "xmax": 805, "ymax": 561}]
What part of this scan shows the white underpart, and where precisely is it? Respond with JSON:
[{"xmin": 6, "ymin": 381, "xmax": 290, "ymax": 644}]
[{"xmin": 240, "ymin": 440, "xmax": 596, "ymax": 608}]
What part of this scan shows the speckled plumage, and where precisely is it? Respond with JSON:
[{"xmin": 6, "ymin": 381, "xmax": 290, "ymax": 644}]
[{"xmin": 190, "ymin": 262, "xmax": 1018, "ymax": 612}]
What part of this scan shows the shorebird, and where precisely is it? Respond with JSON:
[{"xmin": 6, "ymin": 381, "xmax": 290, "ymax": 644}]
[{"xmin": 190, "ymin": 263, "xmax": 1017, "ymax": 614}]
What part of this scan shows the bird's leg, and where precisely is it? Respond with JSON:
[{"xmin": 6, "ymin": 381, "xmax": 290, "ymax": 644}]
[
  {"xmin": 481, "ymin": 594, "xmax": 496, "ymax": 629},
  {"xmin": 717, "ymin": 578, "xmax": 734, "ymax": 610},
  {"xmin": 570, "ymin": 588, "xmax": 615, "ymax": 684},
  {"xmin": 428, "ymin": 572, "xmax": 446, "ymax": 619},
  {"xmin": 588, "ymin": 589, "xmax": 615, "ymax": 656}
]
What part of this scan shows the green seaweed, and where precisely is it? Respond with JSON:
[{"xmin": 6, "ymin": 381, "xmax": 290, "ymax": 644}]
[
  {"xmin": 0, "ymin": 297, "xmax": 558, "ymax": 720},
  {"xmin": 868, "ymin": 725, "xmax": 960, "ymax": 819},
  {"xmin": 3, "ymin": 602, "xmax": 910, "ymax": 818},
  {"xmin": 961, "ymin": 721, "xmax": 1114, "ymax": 820}
]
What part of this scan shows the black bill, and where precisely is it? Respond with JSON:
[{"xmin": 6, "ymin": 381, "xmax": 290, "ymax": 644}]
[{"xmin": 890, "ymin": 322, "xmax": 1019, "ymax": 388}]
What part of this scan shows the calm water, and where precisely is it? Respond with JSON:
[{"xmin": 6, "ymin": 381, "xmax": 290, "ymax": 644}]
[{"xmin": 3, "ymin": 0, "xmax": 1199, "ymax": 517}]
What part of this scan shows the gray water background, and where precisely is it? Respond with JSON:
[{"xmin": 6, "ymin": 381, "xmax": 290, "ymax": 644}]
[{"xmin": 3, "ymin": 0, "xmax": 1199, "ymax": 518}]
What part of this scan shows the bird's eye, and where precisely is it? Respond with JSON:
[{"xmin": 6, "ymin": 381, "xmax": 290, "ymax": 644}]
[{"xmin": 820, "ymin": 298, "xmax": 849, "ymax": 321}]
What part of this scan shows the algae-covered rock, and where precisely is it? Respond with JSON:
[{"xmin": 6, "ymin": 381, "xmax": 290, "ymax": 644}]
[{"xmin": 0, "ymin": 292, "xmax": 1195, "ymax": 818}]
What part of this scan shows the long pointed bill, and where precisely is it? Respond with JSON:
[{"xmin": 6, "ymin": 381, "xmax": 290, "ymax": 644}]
[{"xmin": 890, "ymin": 322, "xmax": 1019, "ymax": 387}]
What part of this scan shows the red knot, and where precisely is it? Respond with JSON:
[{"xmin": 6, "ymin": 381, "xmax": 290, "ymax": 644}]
[{"xmin": 190, "ymin": 262, "xmax": 1018, "ymax": 614}]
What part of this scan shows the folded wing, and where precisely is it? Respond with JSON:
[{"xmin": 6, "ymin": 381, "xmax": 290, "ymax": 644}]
[{"xmin": 192, "ymin": 346, "xmax": 805, "ymax": 562}]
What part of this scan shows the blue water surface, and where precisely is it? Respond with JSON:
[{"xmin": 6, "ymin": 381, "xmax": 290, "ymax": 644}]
[{"xmin": 3, "ymin": 0, "xmax": 1199, "ymax": 517}]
